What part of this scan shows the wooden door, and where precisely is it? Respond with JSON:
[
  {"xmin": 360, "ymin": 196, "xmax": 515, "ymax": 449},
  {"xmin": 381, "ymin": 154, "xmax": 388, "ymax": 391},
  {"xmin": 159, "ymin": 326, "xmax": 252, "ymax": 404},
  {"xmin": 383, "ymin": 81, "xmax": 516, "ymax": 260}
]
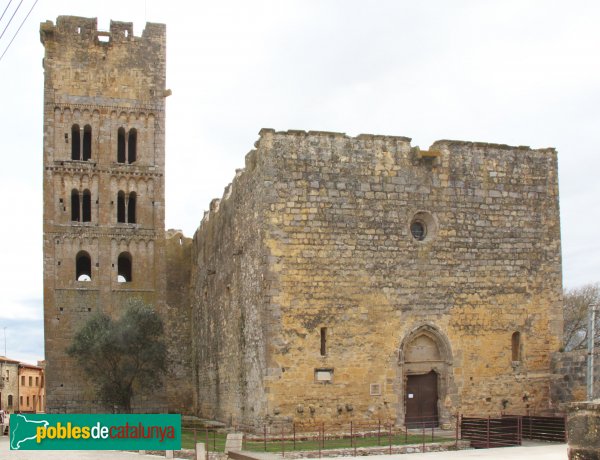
[{"xmin": 405, "ymin": 370, "xmax": 438, "ymax": 428}]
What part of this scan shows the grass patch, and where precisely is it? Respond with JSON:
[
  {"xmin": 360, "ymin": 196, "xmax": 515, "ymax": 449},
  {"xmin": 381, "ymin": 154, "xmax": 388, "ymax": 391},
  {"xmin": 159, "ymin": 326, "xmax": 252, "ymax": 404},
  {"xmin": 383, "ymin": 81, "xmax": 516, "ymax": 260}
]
[{"xmin": 181, "ymin": 430, "xmax": 452, "ymax": 452}]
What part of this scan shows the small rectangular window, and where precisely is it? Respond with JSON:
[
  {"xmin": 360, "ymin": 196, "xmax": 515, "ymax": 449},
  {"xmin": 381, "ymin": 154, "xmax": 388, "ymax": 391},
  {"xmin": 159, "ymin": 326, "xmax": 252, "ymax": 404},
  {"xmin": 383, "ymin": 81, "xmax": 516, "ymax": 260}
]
[
  {"xmin": 320, "ymin": 327, "xmax": 327, "ymax": 356},
  {"xmin": 29, "ymin": 376, "xmax": 33, "ymax": 386},
  {"xmin": 21, "ymin": 376, "xmax": 25, "ymax": 386},
  {"xmin": 370, "ymin": 383, "xmax": 382, "ymax": 396},
  {"xmin": 315, "ymin": 368, "xmax": 333, "ymax": 383}
]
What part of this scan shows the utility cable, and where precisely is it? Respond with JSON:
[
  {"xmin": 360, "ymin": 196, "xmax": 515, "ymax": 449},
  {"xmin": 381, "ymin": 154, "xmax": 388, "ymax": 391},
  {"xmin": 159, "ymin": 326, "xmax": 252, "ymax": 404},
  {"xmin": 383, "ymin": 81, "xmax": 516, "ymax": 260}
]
[
  {"xmin": 0, "ymin": 0, "xmax": 37, "ymax": 63},
  {"xmin": 0, "ymin": 0, "xmax": 23, "ymax": 41},
  {"xmin": 0, "ymin": 0, "xmax": 15, "ymax": 24}
]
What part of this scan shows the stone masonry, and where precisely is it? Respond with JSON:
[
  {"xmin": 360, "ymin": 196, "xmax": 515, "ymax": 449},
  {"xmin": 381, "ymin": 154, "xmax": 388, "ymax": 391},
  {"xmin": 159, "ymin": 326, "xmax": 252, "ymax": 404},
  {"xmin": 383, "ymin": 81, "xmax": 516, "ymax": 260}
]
[
  {"xmin": 41, "ymin": 16, "xmax": 564, "ymax": 424},
  {"xmin": 41, "ymin": 16, "xmax": 171, "ymax": 412},
  {"xmin": 191, "ymin": 129, "xmax": 563, "ymax": 427}
]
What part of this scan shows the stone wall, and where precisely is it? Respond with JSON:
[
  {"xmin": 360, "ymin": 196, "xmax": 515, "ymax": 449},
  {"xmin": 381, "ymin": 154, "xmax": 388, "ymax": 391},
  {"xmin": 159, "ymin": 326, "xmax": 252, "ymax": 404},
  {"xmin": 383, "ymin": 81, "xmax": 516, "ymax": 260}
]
[
  {"xmin": 192, "ymin": 129, "xmax": 563, "ymax": 426},
  {"xmin": 191, "ymin": 154, "xmax": 271, "ymax": 426},
  {"xmin": 165, "ymin": 230, "xmax": 194, "ymax": 414},
  {"xmin": 567, "ymin": 401, "xmax": 600, "ymax": 459},
  {"xmin": 41, "ymin": 16, "xmax": 168, "ymax": 413},
  {"xmin": 552, "ymin": 348, "xmax": 600, "ymax": 404}
]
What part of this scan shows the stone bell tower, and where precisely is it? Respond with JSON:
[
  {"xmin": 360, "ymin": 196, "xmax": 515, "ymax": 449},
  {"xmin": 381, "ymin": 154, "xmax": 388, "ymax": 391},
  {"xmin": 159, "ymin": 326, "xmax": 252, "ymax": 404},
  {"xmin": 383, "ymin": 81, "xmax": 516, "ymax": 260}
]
[{"xmin": 40, "ymin": 16, "xmax": 167, "ymax": 412}]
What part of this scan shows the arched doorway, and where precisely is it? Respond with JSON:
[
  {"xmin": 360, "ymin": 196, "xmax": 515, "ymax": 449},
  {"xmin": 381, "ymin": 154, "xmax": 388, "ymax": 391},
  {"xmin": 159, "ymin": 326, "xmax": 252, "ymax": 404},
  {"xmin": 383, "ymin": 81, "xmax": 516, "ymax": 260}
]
[{"xmin": 398, "ymin": 324, "xmax": 453, "ymax": 428}]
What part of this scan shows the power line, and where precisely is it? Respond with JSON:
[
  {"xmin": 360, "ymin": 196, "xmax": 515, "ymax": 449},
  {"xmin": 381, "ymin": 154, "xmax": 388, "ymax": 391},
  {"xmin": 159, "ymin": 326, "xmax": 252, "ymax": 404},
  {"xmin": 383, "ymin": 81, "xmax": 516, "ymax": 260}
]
[
  {"xmin": 0, "ymin": 0, "xmax": 37, "ymax": 63},
  {"xmin": 0, "ymin": 0, "xmax": 23, "ymax": 41},
  {"xmin": 0, "ymin": 0, "xmax": 15, "ymax": 24}
]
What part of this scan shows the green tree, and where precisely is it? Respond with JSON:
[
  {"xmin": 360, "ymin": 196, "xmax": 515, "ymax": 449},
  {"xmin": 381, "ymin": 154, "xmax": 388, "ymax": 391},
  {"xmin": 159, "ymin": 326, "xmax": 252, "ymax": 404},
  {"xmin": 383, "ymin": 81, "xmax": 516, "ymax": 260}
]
[
  {"xmin": 67, "ymin": 299, "xmax": 167, "ymax": 413},
  {"xmin": 563, "ymin": 283, "xmax": 600, "ymax": 351}
]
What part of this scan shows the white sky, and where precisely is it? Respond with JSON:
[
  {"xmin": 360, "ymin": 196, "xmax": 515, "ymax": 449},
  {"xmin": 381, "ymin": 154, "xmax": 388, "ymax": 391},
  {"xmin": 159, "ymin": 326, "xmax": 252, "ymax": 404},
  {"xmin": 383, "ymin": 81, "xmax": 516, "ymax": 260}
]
[{"xmin": 0, "ymin": 0, "xmax": 599, "ymax": 364}]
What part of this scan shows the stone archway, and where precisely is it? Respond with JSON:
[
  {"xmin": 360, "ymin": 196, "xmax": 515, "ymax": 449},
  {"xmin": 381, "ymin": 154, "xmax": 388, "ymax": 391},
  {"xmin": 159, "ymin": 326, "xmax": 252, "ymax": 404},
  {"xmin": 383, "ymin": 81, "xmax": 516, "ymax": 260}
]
[{"xmin": 397, "ymin": 324, "xmax": 454, "ymax": 428}]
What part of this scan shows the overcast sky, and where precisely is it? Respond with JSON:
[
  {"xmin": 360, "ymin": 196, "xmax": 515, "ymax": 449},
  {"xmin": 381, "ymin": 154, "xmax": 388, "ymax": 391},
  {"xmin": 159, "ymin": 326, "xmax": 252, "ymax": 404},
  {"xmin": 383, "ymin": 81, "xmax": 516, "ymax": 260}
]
[{"xmin": 0, "ymin": 0, "xmax": 599, "ymax": 364}]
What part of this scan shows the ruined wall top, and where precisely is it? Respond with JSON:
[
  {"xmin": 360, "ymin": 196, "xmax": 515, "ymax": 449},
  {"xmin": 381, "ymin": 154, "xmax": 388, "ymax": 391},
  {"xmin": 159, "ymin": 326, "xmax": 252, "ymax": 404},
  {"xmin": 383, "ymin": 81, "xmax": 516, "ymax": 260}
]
[
  {"xmin": 40, "ymin": 16, "xmax": 167, "ymax": 107},
  {"xmin": 196, "ymin": 128, "xmax": 557, "ymax": 237}
]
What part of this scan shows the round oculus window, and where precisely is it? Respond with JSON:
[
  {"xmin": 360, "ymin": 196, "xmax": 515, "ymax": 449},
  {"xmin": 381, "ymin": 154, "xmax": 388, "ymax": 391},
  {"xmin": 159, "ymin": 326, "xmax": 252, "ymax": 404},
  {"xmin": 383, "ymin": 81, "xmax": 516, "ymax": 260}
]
[{"xmin": 410, "ymin": 221, "xmax": 426, "ymax": 241}]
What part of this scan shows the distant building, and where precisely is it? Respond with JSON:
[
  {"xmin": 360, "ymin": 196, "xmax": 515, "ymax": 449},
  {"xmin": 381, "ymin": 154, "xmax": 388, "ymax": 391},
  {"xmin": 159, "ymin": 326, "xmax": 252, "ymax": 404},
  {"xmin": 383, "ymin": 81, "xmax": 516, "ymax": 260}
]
[
  {"xmin": 18, "ymin": 362, "xmax": 45, "ymax": 413},
  {"xmin": 0, "ymin": 356, "xmax": 19, "ymax": 412}
]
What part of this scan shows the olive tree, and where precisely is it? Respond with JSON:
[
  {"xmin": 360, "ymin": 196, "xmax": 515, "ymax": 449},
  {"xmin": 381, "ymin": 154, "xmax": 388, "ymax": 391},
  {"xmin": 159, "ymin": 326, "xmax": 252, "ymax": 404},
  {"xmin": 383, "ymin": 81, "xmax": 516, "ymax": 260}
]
[{"xmin": 67, "ymin": 299, "xmax": 167, "ymax": 412}]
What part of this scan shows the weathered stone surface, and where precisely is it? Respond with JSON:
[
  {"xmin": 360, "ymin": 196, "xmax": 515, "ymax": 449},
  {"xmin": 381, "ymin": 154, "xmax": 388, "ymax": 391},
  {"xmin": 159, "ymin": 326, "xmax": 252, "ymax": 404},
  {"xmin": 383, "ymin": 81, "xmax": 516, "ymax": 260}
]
[
  {"xmin": 568, "ymin": 401, "xmax": 600, "ymax": 459},
  {"xmin": 192, "ymin": 129, "xmax": 563, "ymax": 426},
  {"xmin": 41, "ymin": 16, "xmax": 169, "ymax": 413},
  {"xmin": 551, "ymin": 348, "xmax": 600, "ymax": 404}
]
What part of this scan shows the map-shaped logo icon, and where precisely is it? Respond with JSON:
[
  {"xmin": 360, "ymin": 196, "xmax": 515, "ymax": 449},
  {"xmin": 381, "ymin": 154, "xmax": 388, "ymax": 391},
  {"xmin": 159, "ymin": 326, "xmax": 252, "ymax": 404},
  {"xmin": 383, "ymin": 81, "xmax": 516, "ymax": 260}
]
[{"xmin": 10, "ymin": 413, "xmax": 49, "ymax": 450}]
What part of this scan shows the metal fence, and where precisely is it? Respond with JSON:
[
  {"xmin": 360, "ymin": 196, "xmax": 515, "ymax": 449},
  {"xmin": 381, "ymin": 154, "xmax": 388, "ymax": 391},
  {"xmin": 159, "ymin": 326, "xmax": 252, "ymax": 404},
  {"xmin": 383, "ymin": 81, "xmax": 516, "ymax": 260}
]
[{"xmin": 460, "ymin": 414, "xmax": 567, "ymax": 448}]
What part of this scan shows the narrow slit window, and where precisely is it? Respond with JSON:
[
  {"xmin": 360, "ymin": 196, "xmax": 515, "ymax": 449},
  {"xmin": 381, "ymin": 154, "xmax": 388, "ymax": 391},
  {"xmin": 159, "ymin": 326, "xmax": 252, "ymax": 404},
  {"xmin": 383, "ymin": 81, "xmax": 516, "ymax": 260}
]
[
  {"xmin": 76, "ymin": 251, "xmax": 92, "ymax": 281},
  {"xmin": 117, "ymin": 252, "xmax": 132, "ymax": 282},
  {"xmin": 128, "ymin": 192, "xmax": 136, "ymax": 223},
  {"xmin": 511, "ymin": 331, "xmax": 521, "ymax": 361},
  {"xmin": 320, "ymin": 327, "xmax": 327, "ymax": 356},
  {"xmin": 71, "ymin": 189, "xmax": 80, "ymax": 222},
  {"xmin": 82, "ymin": 124, "xmax": 92, "ymax": 160},
  {"xmin": 82, "ymin": 189, "xmax": 91, "ymax": 222},
  {"xmin": 117, "ymin": 191, "xmax": 126, "ymax": 223},
  {"xmin": 71, "ymin": 124, "xmax": 81, "ymax": 160},
  {"xmin": 128, "ymin": 128, "xmax": 137, "ymax": 163},
  {"xmin": 117, "ymin": 127, "xmax": 126, "ymax": 163}
]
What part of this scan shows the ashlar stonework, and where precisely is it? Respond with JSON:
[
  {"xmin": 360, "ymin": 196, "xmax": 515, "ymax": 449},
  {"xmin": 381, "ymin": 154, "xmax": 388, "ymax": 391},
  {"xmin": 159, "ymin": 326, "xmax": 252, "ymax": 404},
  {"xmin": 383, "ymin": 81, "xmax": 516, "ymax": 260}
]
[
  {"xmin": 42, "ymin": 16, "xmax": 563, "ymax": 426},
  {"xmin": 191, "ymin": 129, "xmax": 563, "ymax": 427}
]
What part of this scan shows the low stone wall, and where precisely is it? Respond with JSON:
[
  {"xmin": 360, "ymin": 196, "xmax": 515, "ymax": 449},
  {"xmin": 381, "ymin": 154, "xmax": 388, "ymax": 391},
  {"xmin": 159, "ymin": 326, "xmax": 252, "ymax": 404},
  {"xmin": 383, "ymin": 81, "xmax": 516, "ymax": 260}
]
[{"xmin": 567, "ymin": 401, "xmax": 600, "ymax": 459}]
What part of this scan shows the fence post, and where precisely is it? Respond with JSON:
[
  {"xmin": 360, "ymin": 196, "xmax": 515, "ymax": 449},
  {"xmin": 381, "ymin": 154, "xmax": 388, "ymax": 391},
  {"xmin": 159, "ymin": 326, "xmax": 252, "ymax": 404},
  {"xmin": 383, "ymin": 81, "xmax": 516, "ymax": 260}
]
[
  {"xmin": 264, "ymin": 425, "xmax": 267, "ymax": 452},
  {"xmin": 486, "ymin": 416, "xmax": 490, "ymax": 449},
  {"xmin": 378, "ymin": 419, "xmax": 381, "ymax": 446},
  {"xmin": 281, "ymin": 424, "xmax": 285, "ymax": 457},
  {"xmin": 422, "ymin": 421, "xmax": 425, "ymax": 453},
  {"xmin": 205, "ymin": 428, "xmax": 208, "ymax": 454},
  {"xmin": 293, "ymin": 422, "xmax": 296, "ymax": 451},
  {"xmin": 388, "ymin": 423, "xmax": 392, "ymax": 455},
  {"xmin": 213, "ymin": 430, "xmax": 216, "ymax": 452},
  {"xmin": 194, "ymin": 429, "xmax": 197, "ymax": 458},
  {"xmin": 350, "ymin": 421, "xmax": 353, "ymax": 448},
  {"xmin": 318, "ymin": 423, "xmax": 322, "ymax": 458},
  {"xmin": 455, "ymin": 413, "xmax": 459, "ymax": 447}
]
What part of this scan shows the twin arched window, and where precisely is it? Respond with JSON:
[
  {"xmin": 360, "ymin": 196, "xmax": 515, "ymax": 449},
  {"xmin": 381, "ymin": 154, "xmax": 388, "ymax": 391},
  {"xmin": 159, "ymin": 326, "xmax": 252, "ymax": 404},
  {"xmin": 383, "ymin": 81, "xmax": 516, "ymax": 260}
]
[
  {"xmin": 117, "ymin": 191, "xmax": 136, "ymax": 223},
  {"xmin": 71, "ymin": 189, "xmax": 91, "ymax": 222},
  {"xmin": 71, "ymin": 124, "xmax": 92, "ymax": 161},
  {"xmin": 75, "ymin": 251, "xmax": 133, "ymax": 283},
  {"xmin": 117, "ymin": 128, "xmax": 137, "ymax": 164}
]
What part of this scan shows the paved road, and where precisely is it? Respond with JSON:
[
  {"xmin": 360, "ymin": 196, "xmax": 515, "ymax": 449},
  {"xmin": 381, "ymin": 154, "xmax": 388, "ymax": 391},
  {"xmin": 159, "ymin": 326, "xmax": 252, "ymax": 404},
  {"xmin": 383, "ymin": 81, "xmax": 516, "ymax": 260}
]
[
  {"xmin": 0, "ymin": 435, "xmax": 180, "ymax": 459},
  {"xmin": 247, "ymin": 443, "xmax": 567, "ymax": 460},
  {"xmin": 1, "ymin": 435, "xmax": 567, "ymax": 459}
]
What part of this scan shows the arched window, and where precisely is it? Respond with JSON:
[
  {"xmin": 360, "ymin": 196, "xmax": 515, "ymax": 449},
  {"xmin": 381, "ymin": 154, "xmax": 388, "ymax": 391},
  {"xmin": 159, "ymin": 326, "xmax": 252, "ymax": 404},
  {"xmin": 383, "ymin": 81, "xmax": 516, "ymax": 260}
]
[
  {"xmin": 82, "ymin": 189, "xmax": 91, "ymax": 222},
  {"xmin": 128, "ymin": 128, "xmax": 137, "ymax": 164},
  {"xmin": 71, "ymin": 124, "xmax": 81, "ymax": 160},
  {"xmin": 76, "ymin": 251, "xmax": 92, "ymax": 281},
  {"xmin": 128, "ymin": 192, "xmax": 136, "ymax": 223},
  {"xmin": 7, "ymin": 394, "xmax": 13, "ymax": 407},
  {"xmin": 117, "ymin": 191, "xmax": 126, "ymax": 223},
  {"xmin": 117, "ymin": 252, "xmax": 132, "ymax": 282},
  {"xmin": 511, "ymin": 331, "xmax": 521, "ymax": 361},
  {"xmin": 117, "ymin": 127, "xmax": 126, "ymax": 163},
  {"xmin": 71, "ymin": 189, "xmax": 80, "ymax": 221},
  {"xmin": 82, "ymin": 125, "xmax": 92, "ymax": 161}
]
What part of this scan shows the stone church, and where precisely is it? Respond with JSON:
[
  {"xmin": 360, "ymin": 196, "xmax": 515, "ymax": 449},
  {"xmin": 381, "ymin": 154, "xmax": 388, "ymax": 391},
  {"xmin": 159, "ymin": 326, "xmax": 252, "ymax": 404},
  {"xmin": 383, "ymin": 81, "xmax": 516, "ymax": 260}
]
[{"xmin": 41, "ymin": 16, "xmax": 563, "ymax": 428}]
